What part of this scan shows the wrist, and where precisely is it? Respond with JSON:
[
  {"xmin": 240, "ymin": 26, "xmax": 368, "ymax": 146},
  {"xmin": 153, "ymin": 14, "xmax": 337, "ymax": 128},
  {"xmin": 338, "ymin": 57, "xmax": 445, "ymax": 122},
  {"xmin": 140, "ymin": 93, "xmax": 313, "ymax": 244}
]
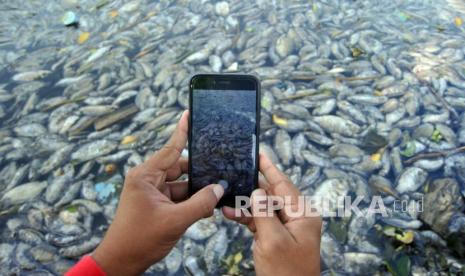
[{"xmin": 93, "ymin": 240, "xmax": 143, "ymax": 276}]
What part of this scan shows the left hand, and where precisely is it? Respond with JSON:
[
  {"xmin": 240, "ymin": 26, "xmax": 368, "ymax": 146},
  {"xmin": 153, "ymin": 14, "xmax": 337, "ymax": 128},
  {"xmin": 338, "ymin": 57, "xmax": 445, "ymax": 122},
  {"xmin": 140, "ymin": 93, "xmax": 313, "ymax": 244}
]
[{"xmin": 93, "ymin": 111, "xmax": 224, "ymax": 275}]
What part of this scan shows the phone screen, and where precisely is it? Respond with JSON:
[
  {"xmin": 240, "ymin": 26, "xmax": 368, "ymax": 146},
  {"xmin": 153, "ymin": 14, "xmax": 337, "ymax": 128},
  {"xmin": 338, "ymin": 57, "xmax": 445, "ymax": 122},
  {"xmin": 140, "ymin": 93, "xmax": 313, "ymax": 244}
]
[{"xmin": 189, "ymin": 75, "xmax": 260, "ymax": 207}]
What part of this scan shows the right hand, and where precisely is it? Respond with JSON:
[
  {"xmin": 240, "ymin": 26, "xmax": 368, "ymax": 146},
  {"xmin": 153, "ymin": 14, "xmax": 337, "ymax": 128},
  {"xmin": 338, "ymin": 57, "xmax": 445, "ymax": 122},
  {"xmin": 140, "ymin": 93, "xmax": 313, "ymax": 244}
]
[{"xmin": 223, "ymin": 154, "xmax": 322, "ymax": 275}]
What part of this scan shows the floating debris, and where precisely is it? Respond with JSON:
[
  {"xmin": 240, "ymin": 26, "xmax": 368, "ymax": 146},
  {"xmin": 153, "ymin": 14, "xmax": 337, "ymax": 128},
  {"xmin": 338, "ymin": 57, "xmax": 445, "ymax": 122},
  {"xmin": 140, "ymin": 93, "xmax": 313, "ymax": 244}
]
[
  {"xmin": 77, "ymin": 32, "xmax": 90, "ymax": 44},
  {"xmin": 94, "ymin": 182, "xmax": 116, "ymax": 204},
  {"xmin": 104, "ymin": 164, "xmax": 117, "ymax": 174},
  {"xmin": 121, "ymin": 135, "xmax": 137, "ymax": 145},
  {"xmin": 360, "ymin": 130, "xmax": 388, "ymax": 154},
  {"xmin": 61, "ymin": 11, "xmax": 79, "ymax": 27},
  {"xmin": 94, "ymin": 105, "xmax": 139, "ymax": 130}
]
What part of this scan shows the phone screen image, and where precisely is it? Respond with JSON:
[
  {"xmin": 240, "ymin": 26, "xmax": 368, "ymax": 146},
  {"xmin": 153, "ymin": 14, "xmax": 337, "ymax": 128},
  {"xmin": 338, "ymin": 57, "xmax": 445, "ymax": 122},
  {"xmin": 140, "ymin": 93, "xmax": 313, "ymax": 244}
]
[{"xmin": 189, "ymin": 75, "xmax": 259, "ymax": 207}]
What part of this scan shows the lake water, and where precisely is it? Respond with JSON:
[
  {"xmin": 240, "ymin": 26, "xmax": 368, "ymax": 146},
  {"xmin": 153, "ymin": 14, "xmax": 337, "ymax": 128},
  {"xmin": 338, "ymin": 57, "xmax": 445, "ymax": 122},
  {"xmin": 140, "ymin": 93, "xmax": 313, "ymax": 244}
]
[{"xmin": 0, "ymin": 0, "xmax": 464, "ymax": 275}]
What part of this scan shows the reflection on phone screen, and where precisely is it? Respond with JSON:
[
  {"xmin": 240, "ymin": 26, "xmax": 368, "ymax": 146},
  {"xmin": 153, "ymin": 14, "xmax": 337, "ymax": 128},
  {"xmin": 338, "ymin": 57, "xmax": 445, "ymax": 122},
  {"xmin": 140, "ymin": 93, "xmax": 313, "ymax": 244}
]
[{"xmin": 191, "ymin": 89, "xmax": 257, "ymax": 205}]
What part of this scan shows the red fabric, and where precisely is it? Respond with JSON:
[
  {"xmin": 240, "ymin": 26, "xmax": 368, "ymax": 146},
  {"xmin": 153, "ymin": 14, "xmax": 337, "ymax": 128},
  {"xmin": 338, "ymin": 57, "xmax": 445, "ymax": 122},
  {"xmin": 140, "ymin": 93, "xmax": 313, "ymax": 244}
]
[{"xmin": 65, "ymin": 255, "xmax": 106, "ymax": 276}]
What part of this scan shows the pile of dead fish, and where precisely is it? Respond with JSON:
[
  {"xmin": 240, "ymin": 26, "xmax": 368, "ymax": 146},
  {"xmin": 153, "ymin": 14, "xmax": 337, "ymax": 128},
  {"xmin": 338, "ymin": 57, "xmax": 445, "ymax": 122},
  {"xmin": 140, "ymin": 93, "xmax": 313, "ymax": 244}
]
[
  {"xmin": 191, "ymin": 91, "xmax": 256, "ymax": 196},
  {"xmin": 0, "ymin": 0, "xmax": 465, "ymax": 275}
]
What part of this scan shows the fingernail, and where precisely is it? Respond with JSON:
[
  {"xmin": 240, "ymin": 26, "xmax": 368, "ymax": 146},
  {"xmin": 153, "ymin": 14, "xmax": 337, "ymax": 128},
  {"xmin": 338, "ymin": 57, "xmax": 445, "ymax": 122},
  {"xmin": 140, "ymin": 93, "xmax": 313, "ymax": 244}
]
[
  {"xmin": 212, "ymin": 184, "xmax": 224, "ymax": 200},
  {"xmin": 179, "ymin": 110, "xmax": 187, "ymax": 121}
]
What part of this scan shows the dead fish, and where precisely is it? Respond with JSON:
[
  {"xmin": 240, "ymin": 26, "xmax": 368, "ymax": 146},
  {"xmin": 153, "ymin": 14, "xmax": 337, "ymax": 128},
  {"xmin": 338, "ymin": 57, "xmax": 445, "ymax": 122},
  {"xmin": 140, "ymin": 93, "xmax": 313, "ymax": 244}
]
[
  {"xmin": 292, "ymin": 133, "xmax": 308, "ymax": 164},
  {"xmin": 14, "ymin": 123, "xmax": 47, "ymax": 137},
  {"xmin": 97, "ymin": 150, "xmax": 133, "ymax": 164},
  {"xmin": 204, "ymin": 228, "xmax": 228, "ymax": 273},
  {"xmin": 300, "ymin": 166, "xmax": 321, "ymax": 189},
  {"xmin": 313, "ymin": 178, "xmax": 350, "ymax": 213},
  {"xmin": 369, "ymin": 175, "xmax": 399, "ymax": 198},
  {"xmin": 329, "ymin": 143, "xmax": 364, "ymax": 158},
  {"xmin": 55, "ymin": 75, "xmax": 88, "ymax": 87},
  {"xmin": 185, "ymin": 219, "xmax": 218, "ymax": 241},
  {"xmin": 39, "ymin": 144, "xmax": 74, "ymax": 175},
  {"xmin": 80, "ymin": 105, "xmax": 116, "ymax": 116},
  {"xmin": 185, "ymin": 49, "xmax": 210, "ymax": 64},
  {"xmin": 71, "ymin": 140, "xmax": 118, "ymax": 162},
  {"xmin": 85, "ymin": 46, "xmax": 111, "ymax": 64},
  {"xmin": 396, "ymin": 167, "xmax": 428, "ymax": 194},
  {"xmin": 302, "ymin": 150, "xmax": 332, "ymax": 167},
  {"xmin": 343, "ymin": 252, "xmax": 382, "ymax": 275},
  {"xmin": 184, "ymin": 256, "xmax": 205, "ymax": 276},
  {"xmin": 275, "ymin": 129, "xmax": 292, "ymax": 165},
  {"xmin": 45, "ymin": 165, "xmax": 74, "ymax": 203},
  {"xmin": 347, "ymin": 94, "xmax": 388, "ymax": 106},
  {"xmin": 1, "ymin": 182, "xmax": 47, "ymax": 206},
  {"xmin": 337, "ymin": 101, "xmax": 367, "ymax": 124},
  {"xmin": 312, "ymin": 99, "xmax": 336, "ymax": 115},
  {"xmin": 380, "ymin": 217, "xmax": 422, "ymax": 229},
  {"xmin": 16, "ymin": 228, "xmax": 44, "ymax": 245},
  {"xmin": 29, "ymin": 245, "xmax": 57, "ymax": 263},
  {"xmin": 305, "ymin": 131, "xmax": 333, "ymax": 146},
  {"xmin": 54, "ymin": 181, "xmax": 82, "ymax": 208},
  {"xmin": 414, "ymin": 158, "xmax": 444, "ymax": 172},
  {"xmin": 58, "ymin": 237, "xmax": 101, "ymax": 258},
  {"xmin": 97, "ymin": 73, "xmax": 111, "ymax": 90},
  {"xmin": 12, "ymin": 70, "xmax": 50, "ymax": 82},
  {"xmin": 313, "ymin": 115, "xmax": 361, "ymax": 136},
  {"xmin": 113, "ymin": 90, "xmax": 138, "ymax": 106},
  {"xmin": 7, "ymin": 164, "xmax": 30, "ymax": 191}
]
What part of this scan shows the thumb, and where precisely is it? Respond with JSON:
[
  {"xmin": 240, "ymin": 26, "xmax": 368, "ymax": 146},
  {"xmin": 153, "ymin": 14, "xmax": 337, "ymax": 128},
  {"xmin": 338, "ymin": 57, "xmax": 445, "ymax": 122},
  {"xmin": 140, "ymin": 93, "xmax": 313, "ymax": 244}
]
[{"xmin": 174, "ymin": 184, "xmax": 224, "ymax": 229}]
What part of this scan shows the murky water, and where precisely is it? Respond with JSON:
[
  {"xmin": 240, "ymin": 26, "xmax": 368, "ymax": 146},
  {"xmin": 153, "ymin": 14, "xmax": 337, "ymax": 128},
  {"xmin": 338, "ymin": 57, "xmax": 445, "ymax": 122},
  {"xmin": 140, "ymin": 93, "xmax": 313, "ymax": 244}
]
[{"xmin": 0, "ymin": 0, "xmax": 465, "ymax": 275}]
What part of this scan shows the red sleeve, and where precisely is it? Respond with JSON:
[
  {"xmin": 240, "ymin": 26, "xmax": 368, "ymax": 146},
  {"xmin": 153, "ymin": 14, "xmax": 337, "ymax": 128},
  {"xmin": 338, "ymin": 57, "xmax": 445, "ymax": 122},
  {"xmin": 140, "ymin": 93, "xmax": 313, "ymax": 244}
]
[{"xmin": 65, "ymin": 255, "xmax": 106, "ymax": 276}]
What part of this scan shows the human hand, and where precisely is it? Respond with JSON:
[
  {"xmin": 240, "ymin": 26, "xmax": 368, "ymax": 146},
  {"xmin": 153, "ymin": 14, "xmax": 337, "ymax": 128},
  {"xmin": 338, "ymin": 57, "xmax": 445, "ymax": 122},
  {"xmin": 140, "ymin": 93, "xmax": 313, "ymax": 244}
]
[
  {"xmin": 223, "ymin": 154, "xmax": 322, "ymax": 276},
  {"xmin": 93, "ymin": 111, "xmax": 224, "ymax": 275}
]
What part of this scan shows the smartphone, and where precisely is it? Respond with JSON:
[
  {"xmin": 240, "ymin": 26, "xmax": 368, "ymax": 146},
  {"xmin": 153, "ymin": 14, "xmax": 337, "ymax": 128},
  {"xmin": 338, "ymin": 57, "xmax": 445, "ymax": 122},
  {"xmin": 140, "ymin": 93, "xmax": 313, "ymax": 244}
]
[{"xmin": 188, "ymin": 74, "xmax": 260, "ymax": 207}]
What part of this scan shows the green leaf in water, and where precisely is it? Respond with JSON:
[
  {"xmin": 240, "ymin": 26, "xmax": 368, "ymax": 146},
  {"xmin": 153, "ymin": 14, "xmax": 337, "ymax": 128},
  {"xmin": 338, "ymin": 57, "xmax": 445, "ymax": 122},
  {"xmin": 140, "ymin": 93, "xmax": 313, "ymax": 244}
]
[
  {"xmin": 386, "ymin": 254, "xmax": 411, "ymax": 276},
  {"xmin": 66, "ymin": 205, "xmax": 78, "ymax": 213},
  {"xmin": 383, "ymin": 226, "xmax": 397, "ymax": 237},
  {"xmin": 261, "ymin": 97, "xmax": 271, "ymax": 110},
  {"xmin": 397, "ymin": 11, "xmax": 411, "ymax": 22},
  {"xmin": 312, "ymin": 3, "xmax": 318, "ymax": 13},
  {"xmin": 351, "ymin": 47, "xmax": 364, "ymax": 58},
  {"xmin": 400, "ymin": 141, "xmax": 416, "ymax": 157},
  {"xmin": 328, "ymin": 218, "xmax": 349, "ymax": 243},
  {"xmin": 431, "ymin": 129, "xmax": 443, "ymax": 143},
  {"xmin": 245, "ymin": 27, "xmax": 255, "ymax": 32},
  {"xmin": 222, "ymin": 251, "xmax": 244, "ymax": 275}
]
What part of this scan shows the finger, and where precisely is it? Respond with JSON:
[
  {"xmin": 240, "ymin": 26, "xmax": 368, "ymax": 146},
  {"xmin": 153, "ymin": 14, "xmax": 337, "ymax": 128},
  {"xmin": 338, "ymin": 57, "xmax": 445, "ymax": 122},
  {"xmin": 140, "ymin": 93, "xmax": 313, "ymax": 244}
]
[
  {"xmin": 251, "ymin": 188, "xmax": 289, "ymax": 240},
  {"xmin": 258, "ymin": 175, "xmax": 270, "ymax": 190},
  {"xmin": 172, "ymin": 184, "xmax": 224, "ymax": 229},
  {"xmin": 222, "ymin": 206, "xmax": 256, "ymax": 232},
  {"xmin": 259, "ymin": 154, "xmax": 302, "ymax": 223},
  {"xmin": 286, "ymin": 215, "xmax": 323, "ymax": 244},
  {"xmin": 165, "ymin": 180, "xmax": 188, "ymax": 202},
  {"xmin": 259, "ymin": 153, "xmax": 300, "ymax": 197},
  {"xmin": 165, "ymin": 158, "xmax": 188, "ymax": 181},
  {"xmin": 146, "ymin": 110, "xmax": 188, "ymax": 171}
]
